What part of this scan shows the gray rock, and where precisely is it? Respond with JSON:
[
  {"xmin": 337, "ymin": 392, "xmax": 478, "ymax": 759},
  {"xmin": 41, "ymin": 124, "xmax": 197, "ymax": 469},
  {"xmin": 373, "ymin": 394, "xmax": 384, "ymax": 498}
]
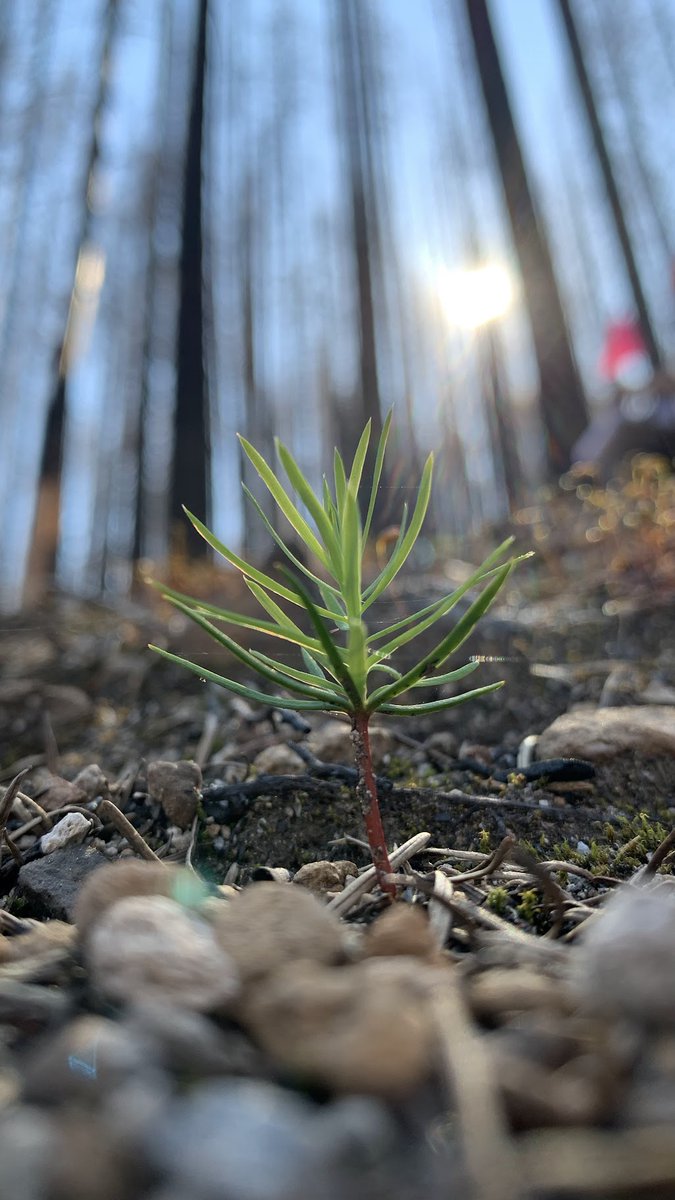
[
  {"xmin": 145, "ymin": 1079, "xmax": 318, "ymax": 1200},
  {"xmin": 86, "ymin": 894, "xmax": 240, "ymax": 1011},
  {"xmin": 21, "ymin": 1015, "xmax": 156, "ymax": 1105},
  {"xmin": 572, "ymin": 885, "xmax": 675, "ymax": 1026},
  {"xmin": 16, "ymin": 844, "xmax": 108, "ymax": 920},
  {"xmin": 0, "ymin": 1107, "xmax": 57, "ymax": 1200}
]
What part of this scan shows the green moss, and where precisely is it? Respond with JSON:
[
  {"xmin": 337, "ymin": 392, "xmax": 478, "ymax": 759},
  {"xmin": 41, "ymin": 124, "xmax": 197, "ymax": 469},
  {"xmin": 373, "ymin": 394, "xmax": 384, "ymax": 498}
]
[
  {"xmin": 477, "ymin": 828, "xmax": 491, "ymax": 854},
  {"xmin": 517, "ymin": 888, "xmax": 540, "ymax": 923},
  {"xmin": 486, "ymin": 886, "xmax": 509, "ymax": 915}
]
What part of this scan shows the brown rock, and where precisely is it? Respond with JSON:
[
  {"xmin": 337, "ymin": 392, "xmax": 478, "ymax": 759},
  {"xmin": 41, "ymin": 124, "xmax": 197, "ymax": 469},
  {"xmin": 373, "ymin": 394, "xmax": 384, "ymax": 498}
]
[
  {"xmin": 308, "ymin": 719, "xmax": 393, "ymax": 766},
  {"xmin": 252, "ymin": 744, "xmax": 304, "ymax": 775},
  {"xmin": 244, "ymin": 958, "xmax": 439, "ymax": 1097},
  {"xmin": 27, "ymin": 772, "xmax": 89, "ymax": 813},
  {"xmin": 293, "ymin": 860, "xmax": 358, "ymax": 894},
  {"xmin": 147, "ymin": 759, "xmax": 202, "ymax": 828},
  {"xmin": 537, "ymin": 705, "xmax": 675, "ymax": 761},
  {"xmin": 86, "ymin": 894, "xmax": 240, "ymax": 1011},
  {"xmin": 209, "ymin": 882, "xmax": 346, "ymax": 987},
  {"xmin": 364, "ymin": 903, "xmax": 440, "ymax": 962},
  {"xmin": 74, "ymin": 860, "xmax": 176, "ymax": 939}
]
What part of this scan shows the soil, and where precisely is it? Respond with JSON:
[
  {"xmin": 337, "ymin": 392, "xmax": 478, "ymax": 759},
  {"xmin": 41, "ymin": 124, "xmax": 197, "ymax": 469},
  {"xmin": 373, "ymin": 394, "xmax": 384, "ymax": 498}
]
[
  {"xmin": 3, "ymin": 482, "xmax": 675, "ymax": 1199},
  {"xmin": 2, "ymin": 544, "xmax": 675, "ymax": 896}
]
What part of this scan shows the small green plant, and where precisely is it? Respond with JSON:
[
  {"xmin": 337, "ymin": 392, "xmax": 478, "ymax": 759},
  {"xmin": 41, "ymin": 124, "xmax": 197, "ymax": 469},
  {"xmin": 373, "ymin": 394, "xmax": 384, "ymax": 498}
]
[
  {"xmin": 149, "ymin": 414, "xmax": 526, "ymax": 896},
  {"xmin": 486, "ymin": 886, "xmax": 509, "ymax": 915}
]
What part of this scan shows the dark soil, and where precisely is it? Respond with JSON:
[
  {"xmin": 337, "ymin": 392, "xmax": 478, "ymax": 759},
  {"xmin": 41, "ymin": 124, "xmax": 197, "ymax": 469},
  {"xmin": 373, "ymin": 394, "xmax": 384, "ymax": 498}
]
[{"xmin": 2, "ymin": 532, "xmax": 675, "ymax": 902}]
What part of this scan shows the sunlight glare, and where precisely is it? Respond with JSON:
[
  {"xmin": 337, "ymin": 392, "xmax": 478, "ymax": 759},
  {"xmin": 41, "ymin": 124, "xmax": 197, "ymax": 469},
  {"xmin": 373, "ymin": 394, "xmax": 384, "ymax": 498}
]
[{"xmin": 438, "ymin": 263, "xmax": 515, "ymax": 329}]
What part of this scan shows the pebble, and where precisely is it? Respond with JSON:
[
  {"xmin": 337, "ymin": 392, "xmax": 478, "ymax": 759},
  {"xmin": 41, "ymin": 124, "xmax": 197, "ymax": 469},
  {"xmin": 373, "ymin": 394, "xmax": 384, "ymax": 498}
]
[
  {"xmin": 145, "ymin": 1081, "xmax": 415, "ymax": 1200},
  {"xmin": 85, "ymin": 894, "xmax": 240, "ymax": 1011},
  {"xmin": 308, "ymin": 719, "xmax": 393, "ymax": 766},
  {"xmin": 537, "ymin": 705, "xmax": 675, "ymax": 761},
  {"xmin": 251, "ymin": 744, "xmax": 304, "ymax": 775},
  {"xmin": 0, "ymin": 1106, "xmax": 57, "ymax": 1200},
  {"xmin": 293, "ymin": 860, "xmax": 358, "ymax": 894},
  {"xmin": 20, "ymin": 1015, "xmax": 155, "ymax": 1105},
  {"xmin": 243, "ymin": 958, "xmax": 440, "ymax": 1097},
  {"xmin": 144, "ymin": 1079, "xmax": 318, "ymax": 1200},
  {"xmin": 571, "ymin": 884, "xmax": 675, "ymax": 1026},
  {"xmin": 363, "ymin": 903, "xmax": 440, "ymax": 962},
  {"xmin": 15, "ymin": 844, "xmax": 108, "ymax": 921},
  {"xmin": 39, "ymin": 812, "xmax": 92, "ymax": 855},
  {"xmin": 74, "ymin": 860, "xmax": 177, "ymax": 939},
  {"xmin": 209, "ymin": 882, "xmax": 346, "ymax": 990},
  {"xmin": 147, "ymin": 760, "xmax": 202, "ymax": 829},
  {"xmin": 71, "ymin": 763, "xmax": 109, "ymax": 801},
  {"xmin": 25, "ymin": 771, "xmax": 89, "ymax": 813}
]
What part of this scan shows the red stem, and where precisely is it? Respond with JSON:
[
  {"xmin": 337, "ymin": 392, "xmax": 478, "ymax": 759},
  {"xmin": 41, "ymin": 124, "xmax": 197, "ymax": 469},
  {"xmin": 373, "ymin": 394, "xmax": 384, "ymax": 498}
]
[{"xmin": 350, "ymin": 710, "xmax": 396, "ymax": 899}]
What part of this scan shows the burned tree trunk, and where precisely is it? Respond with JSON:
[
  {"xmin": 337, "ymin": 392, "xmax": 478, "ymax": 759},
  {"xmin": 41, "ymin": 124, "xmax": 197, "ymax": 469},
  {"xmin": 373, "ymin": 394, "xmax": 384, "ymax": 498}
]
[
  {"xmin": 463, "ymin": 0, "xmax": 588, "ymax": 474},
  {"xmin": 556, "ymin": 0, "xmax": 662, "ymax": 373},
  {"xmin": 170, "ymin": 0, "xmax": 210, "ymax": 549}
]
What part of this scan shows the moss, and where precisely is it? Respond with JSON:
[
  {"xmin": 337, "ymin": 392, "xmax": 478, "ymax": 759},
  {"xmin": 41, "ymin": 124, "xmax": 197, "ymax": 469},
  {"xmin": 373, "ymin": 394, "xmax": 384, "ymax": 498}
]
[
  {"xmin": 477, "ymin": 828, "xmax": 491, "ymax": 854},
  {"xmin": 486, "ymin": 886, "xmax": 509, "ymax": 915},
  {"xmin": 517, "ymin": 888, "xmax": 540, "ymax": 923}
]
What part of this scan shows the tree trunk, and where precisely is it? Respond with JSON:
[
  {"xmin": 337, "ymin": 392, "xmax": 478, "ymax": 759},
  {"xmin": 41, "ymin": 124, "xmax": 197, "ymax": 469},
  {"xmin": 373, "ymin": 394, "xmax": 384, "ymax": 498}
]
[
  {"xmin": 555, "ymin": 0, "xmax": 662, "ymax": 373},
  {"xmin": 334, "ymin": 0, "xmax": 382, "ymax": 455},
  {"xmin": 463, "ymin": 0, "xmax": 588, "ymax": 474},
  {"xmin": 170, "ymin": 0, "xmax": 209, "ymax": 547}
]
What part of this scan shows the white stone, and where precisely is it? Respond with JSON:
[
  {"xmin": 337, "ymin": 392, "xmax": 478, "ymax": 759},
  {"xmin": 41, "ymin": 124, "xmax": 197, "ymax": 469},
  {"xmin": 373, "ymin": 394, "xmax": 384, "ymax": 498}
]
[{"xmin": 40, "ymin": 812, "xmax": 92, "ymax": 855}]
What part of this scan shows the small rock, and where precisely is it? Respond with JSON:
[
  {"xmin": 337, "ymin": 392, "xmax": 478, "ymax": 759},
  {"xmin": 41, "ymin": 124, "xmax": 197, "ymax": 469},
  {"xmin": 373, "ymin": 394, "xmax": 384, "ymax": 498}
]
[
  {"xmin": 144, "ymin": 1079, "xmax": 318, "ymax": 1200},
  {"xmin": 537, "ymin": 705, "xmax": 675, "ymax": 761},
  {"xmin": 74, "ymin": 860, "xmax": 176, "ymax": 939},
  {"xmin": 40, "ymin": 812, "xmax": 92, "ymax": 855},
  {"xmin": 0, "ymin": 1107, "xmax": 57, "ymax": 1199},
  {"xmin": 252, "ymin": 744, "xmax": 304, "ymax": 775},
  {"xmin": 126, "ymin": 1001, "xmax": 263, "ymax": 1078},
  {"xmin": 86, "ymin": 893, "xmax": 240, "ymax": 1011},
  {"xmin": 293, "ymin": 860, "xmax": 358, "ymax": 894},
  {"xmin": 243, "ymin": 958, "xmax": 439, "ymax": 1097},
  {"xmin": 309, "ymin": 719, "xmax": 393, "ymax": 767},
  {"xmin": 147, "ymin": 760, "xmax": 202, "ymax": 829},
  {"xmin": 572, "ymin": 885, "xmax": 675, "ymax": 1026},
  {"xmin": 71, "ymin": 763, "xmax": 109, "ymax": 801},
  {"xmin": 209, "ymin": 882, "xmax": 346, "ymax": 989},
  {"xmin": 21, "ymin": 1015, "xmax": 155, "ymax": 1105},
  {"xmin": 25, "ymin": 771, "xmax": 89, "ymax": 813},
  {"xmin": 363, "ymin": 903, "xmax": 440, "ymax": 962},
  {"xmin": 16, "ymin": 844, "xmax": 108, "ymax": 920}
]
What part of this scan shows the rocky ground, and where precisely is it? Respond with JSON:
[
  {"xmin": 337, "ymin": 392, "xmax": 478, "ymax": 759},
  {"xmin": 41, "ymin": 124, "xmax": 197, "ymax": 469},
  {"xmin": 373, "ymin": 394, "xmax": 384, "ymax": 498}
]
[{"xmin": 2, "ymin": 473, "xmax": 675, "ymax": 1199}]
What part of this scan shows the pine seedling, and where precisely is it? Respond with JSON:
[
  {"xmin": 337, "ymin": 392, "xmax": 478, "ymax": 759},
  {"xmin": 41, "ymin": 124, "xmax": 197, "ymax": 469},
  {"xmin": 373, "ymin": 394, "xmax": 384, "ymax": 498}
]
[{"xmin": 149, "ymin": 414, "xmax": 527, "ymax": 896}]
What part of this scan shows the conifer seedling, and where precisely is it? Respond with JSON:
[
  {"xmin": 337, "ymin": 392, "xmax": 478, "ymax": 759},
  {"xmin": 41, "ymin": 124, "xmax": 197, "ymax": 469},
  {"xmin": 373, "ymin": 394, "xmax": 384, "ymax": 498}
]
[{"xmin": 150, "ymin": 413, "xmax": 526, "ymax": 896}]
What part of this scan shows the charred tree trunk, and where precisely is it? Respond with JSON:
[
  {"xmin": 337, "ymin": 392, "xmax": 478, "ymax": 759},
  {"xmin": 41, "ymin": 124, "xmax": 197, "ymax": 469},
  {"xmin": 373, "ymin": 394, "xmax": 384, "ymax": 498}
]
[
  {"xmin": 28, "ymin": 0, "xmax": 118, "ymax": 596},
  {"xmin": 334, "ymin": 0, "xmax": 382, "ymax": 453},
  {"xmin": 463, "ymin": 0, "xmax": 588, "ymax": 474},
  {"xmin": 556, "ymin": 0, "xmax": 662, "ymax": 372},
  {"xmin": 170, "ymin": 0, "xmax": 209, "ymax": 547}
]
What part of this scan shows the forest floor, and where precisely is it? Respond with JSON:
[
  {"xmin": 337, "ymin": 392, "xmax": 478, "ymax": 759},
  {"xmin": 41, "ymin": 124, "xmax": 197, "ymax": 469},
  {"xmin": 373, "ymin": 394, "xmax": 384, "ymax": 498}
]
[{"xmin": 2, "ymin": 464, "xmax": 675, "ymax": 1198}]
